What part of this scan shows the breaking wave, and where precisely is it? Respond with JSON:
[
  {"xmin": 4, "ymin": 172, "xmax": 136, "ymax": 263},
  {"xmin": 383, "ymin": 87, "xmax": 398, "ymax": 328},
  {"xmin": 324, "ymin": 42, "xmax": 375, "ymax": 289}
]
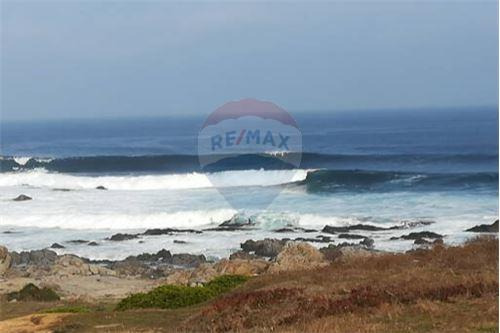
[{"xmin": 0, "ymin": 168, "xmax": 308, "ymax": 190}]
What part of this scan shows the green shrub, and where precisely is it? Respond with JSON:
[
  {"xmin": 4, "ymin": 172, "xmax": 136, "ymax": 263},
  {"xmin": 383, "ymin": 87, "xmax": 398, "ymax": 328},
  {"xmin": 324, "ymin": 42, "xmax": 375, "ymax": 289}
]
[
  {"xmin": 43, "ymin": 305, "xmax": 91, "ymax": 313},
  {"xmin": 205, "ymin": 275, "xmax": 249, "ymax": 294},
  {"xmin": 116, "ymin": 275, "xmax": 249, "ymax": 311},
  {"xmin": 7, "ymin": 283, "xmax": 60, "ymax": 302}
]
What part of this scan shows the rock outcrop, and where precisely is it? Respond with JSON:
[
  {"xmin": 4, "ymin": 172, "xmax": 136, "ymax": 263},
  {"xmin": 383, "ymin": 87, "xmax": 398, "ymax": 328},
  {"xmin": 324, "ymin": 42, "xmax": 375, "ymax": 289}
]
[
  {"xmin": 268, "ymin": 242, "xmax": 327, "ymax": 273},
  {"xmin": 391, "ymin": 231, "xmax": 443, "ymax": 241},
  {"xmin": 50, "ymin": 255, "xmax": 116, "ymax": 277},
  {"xmin": 165, "ymin": 258, "xmax": 270, "ymax": 286},
  {"xmin": 465, "ymin": 220, "xmax": 499, "ymax": 233},
  {"xmin": 10, "ymin": 249, "xmax": 58, "ymax": 268},
  {"xmin": 13, "ymin": 194, "xmax": 32, "ymax": 201},
  {"xmin": 240, "ymin": 239, "xmax": 287, "ymax": 257},
  {"xmin": 108, "ymin": 233, "xmax": 138, "ymax": 241},
  {"xmin": 322, "ymin": 224, "xmax": 391, "ymax": 234},
  {"xmin": 0, "ymin": 246, "xmax": 12, "ymax": 276},
  {"xmin": 213, "ymin": 258, "xmax": 269, "ymax": 276}
]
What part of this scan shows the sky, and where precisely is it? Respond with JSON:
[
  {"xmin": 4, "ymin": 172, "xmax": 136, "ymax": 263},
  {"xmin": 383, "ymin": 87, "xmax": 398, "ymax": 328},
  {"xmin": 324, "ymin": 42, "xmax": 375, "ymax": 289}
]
[{"xmin": 1, "ymin": 1, "xmax": 498, "ymax": 121}]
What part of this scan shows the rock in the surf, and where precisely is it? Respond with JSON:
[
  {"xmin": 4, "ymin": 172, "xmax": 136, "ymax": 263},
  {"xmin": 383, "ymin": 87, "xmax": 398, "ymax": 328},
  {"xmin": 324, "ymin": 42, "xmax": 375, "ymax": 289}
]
[
  {"xmin": 338, "ymin": 233, "xmax": 366, "ymax": 239},
  {"xmin": 322, "ymin": 224, "xmax": 391, "ymax": 234},
  {"xmin": 465, "ymin": 220, "xmax": 499, "ymax": 233},
  {"xmin": 67, "ymin": 239, "xmax": 89, "ymax": 244},
  {"xmin": 360, "ymin": 237, "xmax": 375, "ymax": 249},
  {"xmin": 108, "ymin": 233, "xmax": 139, "ymax": 241},
  {"xmin": 208, "ymin": 214, "xmax": 256, "ymax": 231},
  {"xmin": 13, "ymin": 194, "xmax": 32, "ymax": 201},
  {"xmin": 142, "ymin": 228, "xmax": 201, "ymax": 235},
  {"xmin": 392, "ymin": 231, "xmax": 443, "ymax": 240}
]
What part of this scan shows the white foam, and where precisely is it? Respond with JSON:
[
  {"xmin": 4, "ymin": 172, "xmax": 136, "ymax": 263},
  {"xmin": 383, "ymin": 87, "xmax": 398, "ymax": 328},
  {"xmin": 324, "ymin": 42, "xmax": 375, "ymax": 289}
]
[
  {"xmin": 0, "ymin": 169, "xmax": 308, "ymax": 191},
  {"xmin": 13, "ymin": 157, "xmax": 32, "ymax": 166},
  {"xmin": 0, "ymin": 209, "xmax": 236, "ymax": 230}
]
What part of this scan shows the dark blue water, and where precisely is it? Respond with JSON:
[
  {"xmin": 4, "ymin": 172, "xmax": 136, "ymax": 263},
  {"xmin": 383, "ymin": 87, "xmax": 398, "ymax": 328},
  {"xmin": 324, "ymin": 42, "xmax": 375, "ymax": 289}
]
[
  {"xmin": 2, "ymin": 107, "xmax": 498, "ymax": 156},
  {"xmin": 0, "ymin": 107, "xmax": 497, "ymax": 257},
  {"xmin": 2, "ymin": 107, "xmax": 498, "ymax": 170},
  {"xmin": 1, "ymin": 107, "xmax": 498, "ymax": 192}
]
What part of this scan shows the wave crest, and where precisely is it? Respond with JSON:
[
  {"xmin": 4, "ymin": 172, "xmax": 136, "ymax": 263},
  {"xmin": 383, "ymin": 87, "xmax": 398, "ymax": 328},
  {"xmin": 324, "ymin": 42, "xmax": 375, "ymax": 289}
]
[{"xmin": 0, "ymin": 169, "xmax": 308, "ymax": 190}]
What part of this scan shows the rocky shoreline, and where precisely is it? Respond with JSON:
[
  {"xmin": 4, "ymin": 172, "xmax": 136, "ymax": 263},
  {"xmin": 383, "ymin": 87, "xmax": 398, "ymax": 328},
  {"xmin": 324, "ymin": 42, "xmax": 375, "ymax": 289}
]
[{"xmin": 0, "ymin": 217, "xmax": 497, "ymax": 302}]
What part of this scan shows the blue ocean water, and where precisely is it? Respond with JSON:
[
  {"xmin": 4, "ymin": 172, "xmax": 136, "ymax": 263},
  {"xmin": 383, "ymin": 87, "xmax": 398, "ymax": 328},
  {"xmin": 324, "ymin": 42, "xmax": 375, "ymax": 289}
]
[{"xmin": 0, "ymin": 107, "xmax": 498, "ymax": 259}]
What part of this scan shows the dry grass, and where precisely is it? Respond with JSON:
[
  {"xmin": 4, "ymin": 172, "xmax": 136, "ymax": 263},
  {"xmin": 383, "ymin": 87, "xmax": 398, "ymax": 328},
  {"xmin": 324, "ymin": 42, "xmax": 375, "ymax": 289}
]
[
  {"xmin": 186, "ymin": 236, "xmax": 498, "ymax": 332},
  {"xmin": 2, "ymin": 237, "xmax": 497, "ymax": 332}
]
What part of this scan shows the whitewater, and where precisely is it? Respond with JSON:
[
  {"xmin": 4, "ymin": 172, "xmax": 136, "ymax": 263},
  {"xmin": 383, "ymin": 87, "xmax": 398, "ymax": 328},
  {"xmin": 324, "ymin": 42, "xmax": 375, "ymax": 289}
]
[{"xmin": 0, "ymin": 109, "xmax": 497, "ymax": 259}]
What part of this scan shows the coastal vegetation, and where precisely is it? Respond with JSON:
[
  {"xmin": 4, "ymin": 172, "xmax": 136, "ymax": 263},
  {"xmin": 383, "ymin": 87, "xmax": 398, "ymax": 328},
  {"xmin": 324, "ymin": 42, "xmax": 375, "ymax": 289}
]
[
  {"xmin": 116, "ymin": 275, "xmax": 249, "ymax": 310},
  {"xmin": 0, "ymin": 236, "xmax": 496, "ymax": 332}
]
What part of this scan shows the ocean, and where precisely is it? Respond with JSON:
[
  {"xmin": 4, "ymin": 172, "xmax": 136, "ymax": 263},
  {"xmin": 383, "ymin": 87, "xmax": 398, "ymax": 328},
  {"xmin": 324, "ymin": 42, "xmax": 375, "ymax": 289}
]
[{"xmin": 0, "ymin": 107, "xmax": 498, "ymax": 260}]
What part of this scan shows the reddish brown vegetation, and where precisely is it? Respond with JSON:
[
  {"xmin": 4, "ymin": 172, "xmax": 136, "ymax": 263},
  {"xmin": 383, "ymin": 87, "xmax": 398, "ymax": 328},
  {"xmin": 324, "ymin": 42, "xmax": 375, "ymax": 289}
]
[{"xmin": 186, "ymin": 237, "xmax": 498, "ymax": 332}]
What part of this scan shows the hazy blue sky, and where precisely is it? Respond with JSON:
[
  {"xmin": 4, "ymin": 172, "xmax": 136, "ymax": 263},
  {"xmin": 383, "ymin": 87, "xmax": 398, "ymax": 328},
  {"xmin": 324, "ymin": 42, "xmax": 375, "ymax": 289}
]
[{"xmin": 1, "ymin": 1, "xmax": 498, "ymax": 121}]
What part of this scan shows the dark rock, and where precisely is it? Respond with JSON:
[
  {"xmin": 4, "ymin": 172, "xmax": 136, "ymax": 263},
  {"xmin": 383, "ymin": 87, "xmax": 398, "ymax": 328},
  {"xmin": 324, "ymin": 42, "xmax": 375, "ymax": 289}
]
[
  {"xmin": 294, "ymin": 236, "xmax": 331, "ymax": 243},
  {"xmin": 205, "ymin": 226, "xmax": 250, "ymax": 232},
  {"xmin": 3, "ymin": 230, "xmax": 18, "ymax": 234},
  {"xmin": 273, "ymin": 228, "xmax": 295, "ymax": 233},
  {"xmin": 96, "ymin": 186, "xmax": 107, "ymax": 190},
  {"xmin": 229, "ymin": 250, "xmax": 260, "ymax": 260},
  {"xmin": 50, "ymin": 243, "xmax": 65, "ymax": 249},
  {"xmin": 110, "ymin": 260, "xmax": 150, "ymax": 277},
  {"xmin": 131, "ymin": 249, "xmax": 172, "ymax": 262},
  {"xmin": 173, "ymin": 240, "xmax": 187, "ymax": 244},
  {"xmin": 88, "ymin": 241, "xmax": 99, "ymax": 246},
  {"xmin": 299, "ymin": 227, "xmax": 318, "ymax": 233},
  {"xmin": 110, "ymin": 257, "xmax": 173, "ymax": 278},
  {"xmin": 10, "ymin": 249, "xmax": 58, "ymax": 267},
  {"xmin": 322, "ymin": 224, "xmax": 393, "ymax": 234},
  {"xmin": 414, "ymin": 238, "xmax": 431, "ymax": 245},
  {"xmin": 338, "ymin": 233, "xmax": 366, "ymax": 240},
  {"xmin": 322, "ymin": 221, "xmax": 435, "ymax": 235},
  {"xmin": 52, "ymin": 188, "xmax": 72, "ymax": 192},
  {"xmin": 240, "ymin": 239, "xmax": 287, "ymax": 257},
  {"xmin": 108, "ymin": 233, "xmax": 138, "ymax": 241},
  {"xmin": 398, "ymin": 231, "xmax": 443, "ymax": 240},
  {"xmin": 274, "ymin": 227, "xmax": 317, "ymax": 233},
  {"xmin": 13, "ymin": 194, "xmax": 32, "ymax": 201},
  {"xmin": 67, "ymin": 239, "xmax": 89, "ymax": 244},
  {"xmin": 142, "ymin": 228, "xmax": 202, "ymax": 236},
  {"xmin": 465, "ymin": 220, "xmax": 499, "ymax": 233},
  {"xmin": 119, "ymin": 249, "xmax": 205, "ymax": 269},
  {"xmin": 171, "ymin": 253, "xmax": 206, "ymax": 268},
  {"xmin": 360, "ymin": 237, "xmax": 375, "ymax": 249},
  {"xmin": 320, "ymin": 238, "xmax": 375, "ymax": 261},
  {"xmin": 397, "ymin": 220, "xmax": 435, "ymax": 229}
]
